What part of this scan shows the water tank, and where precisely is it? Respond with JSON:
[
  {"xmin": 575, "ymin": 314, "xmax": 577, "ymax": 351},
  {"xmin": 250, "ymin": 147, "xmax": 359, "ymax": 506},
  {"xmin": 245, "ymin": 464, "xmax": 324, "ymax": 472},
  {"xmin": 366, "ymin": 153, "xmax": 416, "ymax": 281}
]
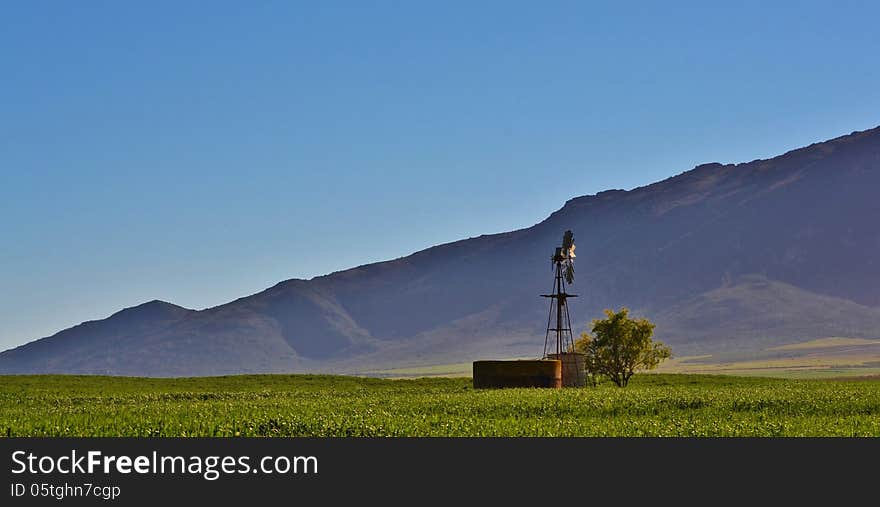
[
  {"xmin": 547, "ymin": 352, "xmax": 586, "ymax": 387},
  {"xmin": 472, "ymin": 360, "xmax": 562, "ymax": 389}
]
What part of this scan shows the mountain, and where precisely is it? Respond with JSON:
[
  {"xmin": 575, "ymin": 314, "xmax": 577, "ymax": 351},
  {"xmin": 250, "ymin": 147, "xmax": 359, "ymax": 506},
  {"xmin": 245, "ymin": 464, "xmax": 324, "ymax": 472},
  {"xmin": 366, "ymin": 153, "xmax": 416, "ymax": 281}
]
[{"xmin": 3, "ymin": 126, "xmax": 880, "ymax": 376}]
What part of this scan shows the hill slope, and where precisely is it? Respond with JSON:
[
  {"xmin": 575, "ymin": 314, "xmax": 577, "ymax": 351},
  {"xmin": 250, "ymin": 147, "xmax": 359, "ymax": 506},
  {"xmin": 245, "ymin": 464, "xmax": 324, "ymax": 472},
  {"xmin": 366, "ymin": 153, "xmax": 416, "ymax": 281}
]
[{"xmin": 2, "ymin": 126, "xmax": 880, "ymax": 376}]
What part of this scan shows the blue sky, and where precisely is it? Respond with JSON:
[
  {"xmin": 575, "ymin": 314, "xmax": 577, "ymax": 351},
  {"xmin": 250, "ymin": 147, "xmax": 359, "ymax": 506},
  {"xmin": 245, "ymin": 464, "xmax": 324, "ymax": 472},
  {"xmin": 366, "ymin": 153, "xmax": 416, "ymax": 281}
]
[{"xmin": 2, "ymin": 1, "xmax": 879, "ymax": 350}]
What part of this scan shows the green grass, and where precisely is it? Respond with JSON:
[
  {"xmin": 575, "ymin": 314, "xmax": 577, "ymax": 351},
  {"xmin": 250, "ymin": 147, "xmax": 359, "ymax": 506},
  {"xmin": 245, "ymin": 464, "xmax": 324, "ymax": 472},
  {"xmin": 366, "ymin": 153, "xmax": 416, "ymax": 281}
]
[{"xmin": 2, "ymin": 374, "xmax": 879, "ymax": 437}]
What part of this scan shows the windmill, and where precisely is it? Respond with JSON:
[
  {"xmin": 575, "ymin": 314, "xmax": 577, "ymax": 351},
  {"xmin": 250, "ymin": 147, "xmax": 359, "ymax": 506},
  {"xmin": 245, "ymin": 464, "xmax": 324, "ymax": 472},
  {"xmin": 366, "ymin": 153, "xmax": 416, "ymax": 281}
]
[
  {"xmin": 472, "ymin": 230, "xmax": 585, "ymax": 389},
  {"xmin": 540, "ymin": 230, "xmax": 585, "ymax": 386}
]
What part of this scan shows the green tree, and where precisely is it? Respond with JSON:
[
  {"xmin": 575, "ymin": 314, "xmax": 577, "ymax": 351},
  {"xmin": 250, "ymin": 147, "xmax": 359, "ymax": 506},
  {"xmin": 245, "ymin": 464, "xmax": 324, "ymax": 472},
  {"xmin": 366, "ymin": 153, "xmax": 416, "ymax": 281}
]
[{"xmin": 575, "ymin": 308, "xmax": 671, "ymax": 387}]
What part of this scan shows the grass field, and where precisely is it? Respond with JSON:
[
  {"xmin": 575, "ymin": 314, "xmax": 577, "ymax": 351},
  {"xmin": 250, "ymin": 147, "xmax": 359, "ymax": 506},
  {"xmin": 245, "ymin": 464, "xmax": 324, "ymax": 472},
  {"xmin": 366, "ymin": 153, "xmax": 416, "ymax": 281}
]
[{"xmin": 2, "ymin": 374, "xmax": 879, "ymax": 437}]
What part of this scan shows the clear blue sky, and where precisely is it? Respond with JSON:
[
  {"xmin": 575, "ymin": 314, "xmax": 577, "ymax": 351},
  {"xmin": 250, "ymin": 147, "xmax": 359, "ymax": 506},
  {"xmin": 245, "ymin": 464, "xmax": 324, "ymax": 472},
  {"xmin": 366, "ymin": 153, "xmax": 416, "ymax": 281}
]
[{"xmin": 2, "ymin": 1, "xmax": 879, "ymax": 351}]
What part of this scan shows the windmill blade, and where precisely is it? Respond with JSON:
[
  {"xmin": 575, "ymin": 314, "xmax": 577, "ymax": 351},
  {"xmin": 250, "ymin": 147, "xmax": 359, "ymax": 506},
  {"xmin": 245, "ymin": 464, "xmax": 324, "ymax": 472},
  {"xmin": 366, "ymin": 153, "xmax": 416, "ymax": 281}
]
[{"xmin": 563, "ymin": 261, "xmax": 575, "ymax": 284}]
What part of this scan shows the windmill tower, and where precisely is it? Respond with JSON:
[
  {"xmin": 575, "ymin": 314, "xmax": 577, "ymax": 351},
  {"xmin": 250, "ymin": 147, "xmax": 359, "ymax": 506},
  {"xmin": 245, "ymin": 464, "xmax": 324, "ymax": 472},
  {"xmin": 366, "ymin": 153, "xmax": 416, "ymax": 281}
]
[{"xmin": 541, "ymin": 230, "xmax": 586, "ymax": 386}]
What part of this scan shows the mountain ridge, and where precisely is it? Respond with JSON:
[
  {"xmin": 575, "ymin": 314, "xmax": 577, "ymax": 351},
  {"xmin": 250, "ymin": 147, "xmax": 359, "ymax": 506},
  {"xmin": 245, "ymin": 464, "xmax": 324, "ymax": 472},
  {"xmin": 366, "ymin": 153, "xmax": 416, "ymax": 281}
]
[{"xmin": 2, "ymin": 125, "xmax": 879, "ymax": 376}]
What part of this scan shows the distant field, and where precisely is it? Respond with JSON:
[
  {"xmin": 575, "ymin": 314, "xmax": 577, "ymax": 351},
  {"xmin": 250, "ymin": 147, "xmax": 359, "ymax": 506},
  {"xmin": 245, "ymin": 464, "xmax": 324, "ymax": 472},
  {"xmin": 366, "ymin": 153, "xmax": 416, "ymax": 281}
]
[
  {"xmin": 367, "ymin": 362, "xmax": 473, "ymax": 378},
  {"xmin": 767, "ymin": 337, "xmax": 880, "ymax": 351},
  {"xmin": 2, "ymin": 374, "xmax": 879, "ymax": 437},
  {"xmin": 365, "ymin": 337, "xmax": 880, "ymax": 379},
  {"xmin": 654, "ymin": 354, "xmax": 880, "ymax": 379},
  {"xmin": 655, "ymin": 336, "xmax": 880, "ymax": 379}
]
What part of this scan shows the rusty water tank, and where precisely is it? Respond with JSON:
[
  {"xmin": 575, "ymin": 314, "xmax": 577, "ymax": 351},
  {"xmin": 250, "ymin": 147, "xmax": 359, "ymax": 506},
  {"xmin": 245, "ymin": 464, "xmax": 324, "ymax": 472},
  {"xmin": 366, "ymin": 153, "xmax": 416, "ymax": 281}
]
[
  {"xmin": 472, "ymin": 360, "xmax": 562, "ymax": 389},
  {"xmin": 547, "ymin": 352, "xmax": 587, "ymax": 387}
]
